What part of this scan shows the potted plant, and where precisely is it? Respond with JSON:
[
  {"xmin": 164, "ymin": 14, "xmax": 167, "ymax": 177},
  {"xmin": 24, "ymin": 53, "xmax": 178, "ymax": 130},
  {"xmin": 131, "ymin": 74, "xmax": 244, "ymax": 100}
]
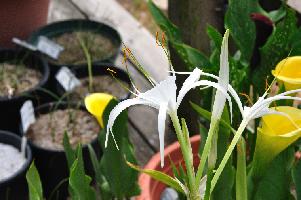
[
  {"xmin": 22, "ymin": 102, "xmax": 101, "ymax": 199},
  {"xmin": 0, "ymin": 49, "xmax": 50, "ymax": 133},
  {"xmin": 28, "ymin": 19, "xmax": 122, "ymax": 74},
  {"xmin": 0, "ymin": 130, "xmax": 32, "ymax": 199},
  {"xmin": 0, "ymin": 0, "xmax": 50, "ymax": 48}
]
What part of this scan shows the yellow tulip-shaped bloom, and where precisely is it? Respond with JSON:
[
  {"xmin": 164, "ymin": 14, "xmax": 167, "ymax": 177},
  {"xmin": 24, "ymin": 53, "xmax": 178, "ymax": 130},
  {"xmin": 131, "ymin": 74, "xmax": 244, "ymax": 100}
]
[
  {"xmin": 85, "ymin": 93, "xmax": 114, "ymax": 128},
  {"xmin": 252, "ymin": 106, "xmax": 301, "ymax": 177},
  {"xmin": 272, "ymin": 56, "xmax": 301, "ymax": 91}
]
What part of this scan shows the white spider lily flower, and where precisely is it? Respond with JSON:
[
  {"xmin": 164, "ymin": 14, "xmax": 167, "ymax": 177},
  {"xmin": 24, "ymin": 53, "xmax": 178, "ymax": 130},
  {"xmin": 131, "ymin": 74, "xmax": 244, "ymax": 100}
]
[{"xmin": 106, "ymin": 68, "xmax": 232, "ymax": 167}]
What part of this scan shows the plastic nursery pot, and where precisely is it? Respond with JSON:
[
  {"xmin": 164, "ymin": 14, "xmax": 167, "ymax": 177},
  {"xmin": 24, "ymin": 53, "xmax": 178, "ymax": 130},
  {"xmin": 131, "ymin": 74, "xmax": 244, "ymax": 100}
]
[
  {"xmin": 55, "ymin": 63, "xmax": 132, "ymax": 102},
  {"xmin": 136, "ymin": 135, "xmax": 201, "ymax": 200},
  {"xmin": 21, "ymin": 102, "xmax": 101, "ymax": 200},
  {"xmin": 0, "ymin": 0, "xmax": 50, "ymax": 48},
  {"xmin": 28, "ymin": 19, "xmax": 122, "ymax": 74},
  {"xmin": 0, "ymin": 130, "xmax": 32, "ymax": 200},
  {"xmin": 0, "ymin": 49, "xmax": 50, "ymax": 134}
]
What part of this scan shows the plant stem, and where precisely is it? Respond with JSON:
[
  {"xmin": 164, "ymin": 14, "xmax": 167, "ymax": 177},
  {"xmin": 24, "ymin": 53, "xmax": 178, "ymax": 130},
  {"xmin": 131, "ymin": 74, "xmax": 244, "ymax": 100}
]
[
  {"xmin": 195, "ymin": 119, "xmax": 219, "ymax": 188},
  {"xmin": 210, "ymin": 119, "xmax": 249, "ymax": 194},
  {"xmin": 170, "ymin": 112, "xmax": 200, "ymax": 200},
  {"xmin": 78, "ymin": 36, "xmax": 93, "ymax": 92}
]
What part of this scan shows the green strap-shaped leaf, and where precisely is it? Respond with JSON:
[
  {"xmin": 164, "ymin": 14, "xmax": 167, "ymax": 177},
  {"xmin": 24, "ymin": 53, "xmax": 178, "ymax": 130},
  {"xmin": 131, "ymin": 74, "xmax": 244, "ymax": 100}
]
[
  {"xmin": 293, "ymin": 158, "xmax": 301, "ymax": 200},
  {"xmin": 26, "ymin": 162, "xmax": 43, "ymax": 200},
  {"xmin": 63, "ymin": 132, "xmax": 76, "ymax": 170},
  {"xmin": 126, "ymin": 161, "xmax": 185, "ymax": 194},
  {"xmin": 236, "ymin": 138, "xmax": 247, "ymax": 200}
]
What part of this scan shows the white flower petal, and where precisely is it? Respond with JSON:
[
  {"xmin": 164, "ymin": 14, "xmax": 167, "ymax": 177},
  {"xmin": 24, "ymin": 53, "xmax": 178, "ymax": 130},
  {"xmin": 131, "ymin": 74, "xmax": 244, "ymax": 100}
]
[
  {"xmin": 177, "ymin": 68, "xmax": 202, "ymax": 106},
  {"xmin": 139, "ymin": 76, "xmax": 177, "ymax": 110},
  {"xmin": 158, "ymin": 102, "xmax": 168, "ymax": 167},
  {"xmin": 212, "ymin": 30, "xmax": 230, "ymax": 120},
  {"xmin": 106, "ymin": 98, "xmax": 157, "ymax": 148}
]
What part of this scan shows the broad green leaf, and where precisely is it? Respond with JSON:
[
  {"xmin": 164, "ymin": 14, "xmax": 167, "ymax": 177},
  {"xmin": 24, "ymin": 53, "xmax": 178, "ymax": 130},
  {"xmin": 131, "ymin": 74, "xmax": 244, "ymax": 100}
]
[
  {"xmin": 225, "ymin": 0, "xmax": 256, "ymax": 62},
  {"xmin": 236, "ymin": 138, "xmax": 247, "ymax": 200},
  {"xmin": 253, "ymin": 8, "xmax": 298, "ymax": 94},
  {"xmin": 172, "ymin": 42, "xmax": 211, "ymax": 72},
  {"xmin": 126, "ymin": 161, "xmax": 185, "ymax": 194},
  {"xmin": 206, "ymin": 25, "xmax": 223, "ymax": 50},
  {"xmin": 63, "ymin": 132, "xmax": 76, "ymax": 170},
  {"xmin": 99, "ymin": 99, "xmax": 140, "ymax": 198},
  {"xmin": 147, "ymin": 0, "xmax": 181, "ymax": 42},
  {"xmin": 26, "ymin": 162, "xmax": 43, "ymax": 200},
  {"xmin": 69, "ymin": 158, "xmax": 96, "ymax": 200},
  {"xmin": 250, "ymin": 147, "xmax": 294, "ymax": 200}
]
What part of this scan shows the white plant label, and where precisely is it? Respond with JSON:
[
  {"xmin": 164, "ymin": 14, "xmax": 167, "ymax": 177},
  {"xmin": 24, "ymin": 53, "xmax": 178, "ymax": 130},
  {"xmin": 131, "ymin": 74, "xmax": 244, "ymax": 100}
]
[
  {"xmin": 55, "ymin": 66, "xmax": 81, "ymax": 91},
  {"xmin": 37, "ymin": 36, "xmax": 64, "ymax": 59},
  {"xmin": 12, "ymin": 38, "xmax": 38, "ymax": 51},
  {"xmin": 20, "ymin": 100, "xmax": 35, "ymax": 133}
]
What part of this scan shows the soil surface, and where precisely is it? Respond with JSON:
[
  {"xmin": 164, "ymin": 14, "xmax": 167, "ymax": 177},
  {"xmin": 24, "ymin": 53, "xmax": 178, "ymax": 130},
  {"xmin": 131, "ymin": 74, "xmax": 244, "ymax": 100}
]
[
  {"xmin": 0, "ymin": 63, "xmax": 42, "ymax": 98},
  {"xmin": 68, "ymin": 75, "xmax": 130, "ymax": 101},
  {"xmin": 50, "ymin": 31, "xmax": 117, "ymax": 65},
  {"xmin": 0, "ymin": 143, "xmax": 26, "ymax": 181},
  {"xmin": 27, "ymin": 109, "xmax": 100, "ymax": 151}
]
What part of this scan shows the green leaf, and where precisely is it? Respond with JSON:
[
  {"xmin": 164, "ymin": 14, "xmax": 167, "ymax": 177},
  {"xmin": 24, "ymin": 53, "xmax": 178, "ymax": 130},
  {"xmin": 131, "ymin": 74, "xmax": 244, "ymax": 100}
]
[
  {"xmin": 171, "ymin": 42, "xmax": 212, "ymax": 72},
  {"xmin": 69, "ymin": 158, "xmax": 96, "ymax": 200},
  {"xmin": 99, "ymin": 99, "xmax": 140, "ymax": 198},
  {"xmin": 293, "ymin": 159, "xmax": 301, "ymax": 200},
  {"xmin": 225, "ymin": 0, "xmax": 256, "ymax": 62},
  {"xmin": 126, "ymin": 161, "xmax": 185, "ymax": 194},
  {"xmin": 250, "ymin": 147, "xmax": 295, "ymax": 200},
  {"xmin": 63, "ymin": 132, "xmax": 76, "ymax": 170},
  {"xmin": 206, "ymin": 25, "xmax": 223, "ymax": 50},
  {"xmin": 190, "ymin": 102, "xmax": 235, "ymax": 134},
  {"xmin": 253, "ymin": 8, "xmax": 298, "ymax": 94},
  {"xmin": 26, "ymin": 162, "xmax": 43, "ymax": 200},
  {"xmin": 147, "ymin": 0, "xmax": 181, "ymax": 42},
  {"xmin": 236, "ymin": 138, "xmax": 247, "ymax": 200}
]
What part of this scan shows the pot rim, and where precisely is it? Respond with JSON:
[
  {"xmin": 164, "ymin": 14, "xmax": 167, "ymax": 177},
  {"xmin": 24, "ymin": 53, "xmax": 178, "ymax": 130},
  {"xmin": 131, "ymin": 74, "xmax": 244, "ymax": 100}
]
[{"xmin": 28, "ymin": 19, "xmax": 122, "ymax": 67}]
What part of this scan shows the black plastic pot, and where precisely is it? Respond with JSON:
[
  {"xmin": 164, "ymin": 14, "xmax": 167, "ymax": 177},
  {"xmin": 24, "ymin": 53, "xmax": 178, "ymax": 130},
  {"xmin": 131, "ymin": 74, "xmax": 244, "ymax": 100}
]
[
  {"xmin": 21, "ymin": 102, "xmax": 101, "ymax": 200},
  {"xmin": 0, "ymin": 130, "xmax": 32, "ymax": 200},
  {"xmin": 56, "ymin": 63, "xmax": 132, "ymax": 102},
  {"xmin": 28, "ymin": 19, "xmax": 121, "ymax": 73},
  {"xmin": 0, "ymin": 49, "xmax": 50, "ymax": 134}
]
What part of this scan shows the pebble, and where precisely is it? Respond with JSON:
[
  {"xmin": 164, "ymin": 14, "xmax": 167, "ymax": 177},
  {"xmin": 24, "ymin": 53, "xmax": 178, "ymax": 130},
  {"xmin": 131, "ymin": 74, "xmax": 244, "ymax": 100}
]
[{"xmin": 0, "ymin": 143, "xmax": 26, "ymax": 181}]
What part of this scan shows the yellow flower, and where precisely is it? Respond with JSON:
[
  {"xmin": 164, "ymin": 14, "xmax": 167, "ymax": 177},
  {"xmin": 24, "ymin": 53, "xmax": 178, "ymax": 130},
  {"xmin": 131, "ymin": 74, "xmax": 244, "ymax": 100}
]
[
  {"xmin": 252, "ymin": 106, "xmax": 301, "ymax": 177},
  {"xmin": 272, "ymin": 56, "xmax": 301, "ymax": 91},
  {"xmin": 85, "ymin": 93, "xmax": 114, "ymax": 128}
]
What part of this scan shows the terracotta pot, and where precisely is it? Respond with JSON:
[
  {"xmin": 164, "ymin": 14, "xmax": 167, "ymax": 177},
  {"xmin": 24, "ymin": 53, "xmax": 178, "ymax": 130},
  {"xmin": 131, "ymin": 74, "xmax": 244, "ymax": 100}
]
[
  {"xmin": 136, "ymin": 135, "xmax": 201, "ymax": 200},
  {"xmin": 0, "ymin": 0, "xmax": 50, "ymax": 48}
]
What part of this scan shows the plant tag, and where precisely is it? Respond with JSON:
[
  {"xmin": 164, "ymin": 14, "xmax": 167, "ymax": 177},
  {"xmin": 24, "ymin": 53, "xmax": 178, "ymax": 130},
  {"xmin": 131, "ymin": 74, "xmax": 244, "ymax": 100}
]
[
  {"xmin": 12, "ymin": 38, "xmax": 38, "ymax": 51},
  {"xmin": 160, "ymin": 188, "xmax": 179, "ymax": 200},
  {"xmin": 37, "ymin": 36, "xmax": 64, "ymax": 59},
  {"xmin": 20, "ymin": 100, "xmax": 35, "ymax": 133},
  {"xmin": 55, "ymin": 66, "xmax": 81, "ymax": 91}
]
